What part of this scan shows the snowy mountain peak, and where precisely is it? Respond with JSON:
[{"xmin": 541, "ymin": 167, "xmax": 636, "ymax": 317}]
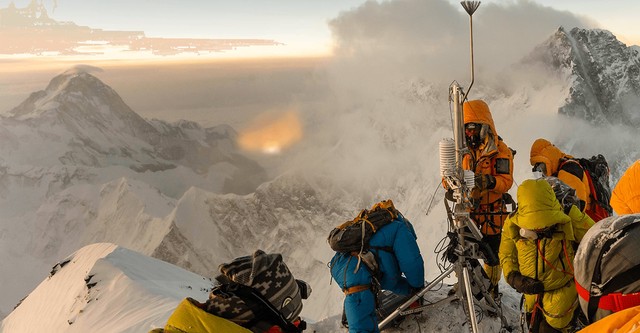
[
  {"xmin": 8, "ymin": 67, "xmax": 150, "ymax": 134},
  {"xmin": 0, "ymin": 68, "xmax": 266, "ymax": 193},
  {"xmin": 526, "ymin": 26, "xmax": 640, "ymax": 125}
]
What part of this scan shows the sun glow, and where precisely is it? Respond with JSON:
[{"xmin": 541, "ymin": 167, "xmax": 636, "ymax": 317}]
[{"xmin": 237, "ymin": 110, "xmax": 303, "ymax": 155}]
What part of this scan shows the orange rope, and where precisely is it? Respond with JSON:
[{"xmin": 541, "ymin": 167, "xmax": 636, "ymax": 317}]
[
  {"xmin": 529, "ymin": 294, "xmax": 541, "ymax": 331},
  {"xmin": 536, "ymin": 239, "xmax": 574, "ymax": 277}
]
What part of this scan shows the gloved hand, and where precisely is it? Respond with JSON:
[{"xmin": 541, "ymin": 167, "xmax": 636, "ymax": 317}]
[
  {"xmin": 507, "ymin": 271, "xmax": 544, "ymax": 294},
  {"xmin": 474, "ymin": 173, "xmax": 496, "ymax": 190}
]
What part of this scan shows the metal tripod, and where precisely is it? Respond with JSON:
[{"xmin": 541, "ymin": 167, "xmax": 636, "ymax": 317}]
[{"xmin": 377, "ymin": 198, "xmax": 510, "ymax": 333}]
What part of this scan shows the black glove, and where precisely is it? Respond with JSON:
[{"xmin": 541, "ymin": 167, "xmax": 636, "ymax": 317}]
[
  {"xmin": 474, "ymin": 173, "xmax": 496, "ymax": 190},
  {"xmin": 507, "ymin": 271, "xmax": 544, "ymax": 294}
]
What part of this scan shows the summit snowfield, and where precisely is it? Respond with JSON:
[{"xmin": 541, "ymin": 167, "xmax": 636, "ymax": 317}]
[{"xmin": 1, "ymin": 25, "xmax": 640, "ymax": 333}]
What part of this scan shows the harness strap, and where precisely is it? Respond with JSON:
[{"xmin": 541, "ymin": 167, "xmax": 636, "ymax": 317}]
[
  {"xmin": 586, "ymin": 223, "xmax": 640, "ymax": 322},
  {"xmin": 472, "ymin": 195, "xmax": 513, "ymax": 235},
  {"xmin": 536, "ymin": 239, "xmax": 574, "ymax": 276},
  {"xmin": 343, "ymin": 284, "xmax": 371, "ymax": 295},
  {"xmin": 533, "ymin": 296, "xmax": 579, "ymax": 319},
  {"xmin": 576, "ymin": 280, "xmax": 640, "ymax": 313},
  {"xmin": 529, "ymin": 294, "xmax": 541, "ymax": 332}
]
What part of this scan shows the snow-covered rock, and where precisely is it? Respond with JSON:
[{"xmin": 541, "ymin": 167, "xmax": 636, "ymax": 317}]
[{"xmin": 525, "ymin": 27, "xmax": 640, "ymax": 126}]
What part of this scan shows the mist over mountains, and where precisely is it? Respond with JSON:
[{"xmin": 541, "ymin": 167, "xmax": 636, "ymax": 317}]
[{"xmin": 1, "ymin": 25, "xmax": 640, "ymax": 332}]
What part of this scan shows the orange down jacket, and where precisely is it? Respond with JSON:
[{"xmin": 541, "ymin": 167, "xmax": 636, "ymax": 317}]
[
  {"xmin": 530, "ymin": 138, "xmax": 591, "ymax": 212},
  {"xmin": 462, "ymin": 100, "xmax": 514, "ymax": 235},
  {"xmin": 610, "ymin": 160, "xmax": 640, "ymax": 215}
]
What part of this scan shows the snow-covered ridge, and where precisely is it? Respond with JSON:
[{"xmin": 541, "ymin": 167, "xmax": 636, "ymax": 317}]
[
  {"xmin": 0, "ymin": 243, "xmax": 214, "ymax": 333},
  {"xmin": 1, "ymin": 242, "xmax": 523, "ymax": 333}
]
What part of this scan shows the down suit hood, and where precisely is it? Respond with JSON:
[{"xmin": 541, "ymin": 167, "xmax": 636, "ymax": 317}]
[
  {"xmin": 530, "ymin": 138, "xmax": 571, "ymax": 175},
  {"xmin": 463, "ymin": 100, "xmax": 499, "ymax": 156},
  {"xmin": 610, "ymin": 160, "xmax": 640, "ymax": 215}
]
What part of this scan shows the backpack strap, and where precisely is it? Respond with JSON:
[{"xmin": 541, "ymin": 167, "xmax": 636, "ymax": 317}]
[
  {"xmin": 585, "ymin": 223, "xmax": 640, "ymax": 322},
  {"xmin": 558, "ymin": 159, "xmax": 585, "ymax": 179},
  {"xmin": 577, "ymin": 278, "xmax": 640, "ymax": 313}
]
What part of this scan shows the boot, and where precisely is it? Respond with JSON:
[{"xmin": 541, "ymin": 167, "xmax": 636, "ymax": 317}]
[{"xmin": 447, "ymin": 282, "xmax": 458, "ymax": 296}]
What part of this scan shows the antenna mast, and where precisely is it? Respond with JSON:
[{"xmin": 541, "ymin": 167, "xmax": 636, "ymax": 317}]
[{"xmin": 461, "ymin": 1, "xmax": 480, "ymax": 99}]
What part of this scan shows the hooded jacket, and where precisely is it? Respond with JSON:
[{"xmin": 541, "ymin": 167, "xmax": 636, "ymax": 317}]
[
  {"xmin": 578, "ymin": 305, "xmax": 640, "ymax": 333},
  {"xmin": 462, "ymin": 100, "xmax": 514, "ymax": 235},
  {"xmin": 500, "ymin": 179, "xmax": 594, "ymax": 329},
  {"xmin": 158, "ymin": 298, "xmax": 252, "ymax": 333},
  {"xmin": 330, "ymin": 215, "xmax": 424, "ymax": 333},
  {"xmin": 530, "ymin": 138, "xmax": 591, "ymax": 212},
  {"xmin": 610, "ymin": 160, "xmax": 640, "ymax": 215}
]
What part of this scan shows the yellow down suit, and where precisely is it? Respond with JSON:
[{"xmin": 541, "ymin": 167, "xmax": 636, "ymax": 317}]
[{"xmin": 500, "ymin": 179, "xmax": 594, "ymax": 329}]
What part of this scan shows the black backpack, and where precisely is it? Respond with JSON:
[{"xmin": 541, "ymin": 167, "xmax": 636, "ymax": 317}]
[
  {"xmin": 327, "ymin": 200, "xmax": 398, "ymax": 253},
  {"xmin": 576, "ymin": 154, "xmax": 613, "ymax": 221}
]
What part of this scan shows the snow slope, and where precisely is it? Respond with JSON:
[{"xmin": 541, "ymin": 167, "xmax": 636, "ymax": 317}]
[
  {"xmin": 1, "ymin": 243, "xmax": 524, "ymax": 333},
  {"xmin": 1, "ymin": 243, "xmax": 214, "ymax": 333}
]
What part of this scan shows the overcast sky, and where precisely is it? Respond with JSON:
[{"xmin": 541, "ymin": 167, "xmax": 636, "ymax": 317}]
[{"xmin": 0, "ymin": 0, "xmax": 638, "ymax": 59}]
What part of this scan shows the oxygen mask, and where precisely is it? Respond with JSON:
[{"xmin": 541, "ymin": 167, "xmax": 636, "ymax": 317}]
[{"xmin": 465, "ymin": 123, "xmax": 482, "ymax": 149}]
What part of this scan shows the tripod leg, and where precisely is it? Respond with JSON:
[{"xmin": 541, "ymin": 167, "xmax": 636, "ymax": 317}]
[
  {"xmin": 461, "ymin": 265, "xmax": 480, "ymax": 333},
  {"xmin": 467, "ymin": 264, "xmax": 513, "ymax": 331},
  {"xmin": 377, "ymin": 265, "xmax": 455, "ymax": 330}
]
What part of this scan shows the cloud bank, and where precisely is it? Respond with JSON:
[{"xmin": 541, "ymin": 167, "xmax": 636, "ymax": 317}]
[
  {"xmin": 275, "ymin": 0, "xmax": 608, "ymax": 200},
  {"xmin": 328, "ymin": 0, "xmax": 595, "ymax": 86}
]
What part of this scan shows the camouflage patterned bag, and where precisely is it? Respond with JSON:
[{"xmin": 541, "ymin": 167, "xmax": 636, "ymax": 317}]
[{"xmin": 205, "ymin": 250, "xmax": 307, "ymax": 332}]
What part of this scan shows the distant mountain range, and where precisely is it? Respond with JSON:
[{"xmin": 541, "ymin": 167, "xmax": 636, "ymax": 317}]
[{"xmin": 3, "ymin": 66, "xmax": 267, "ymax": 193}]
